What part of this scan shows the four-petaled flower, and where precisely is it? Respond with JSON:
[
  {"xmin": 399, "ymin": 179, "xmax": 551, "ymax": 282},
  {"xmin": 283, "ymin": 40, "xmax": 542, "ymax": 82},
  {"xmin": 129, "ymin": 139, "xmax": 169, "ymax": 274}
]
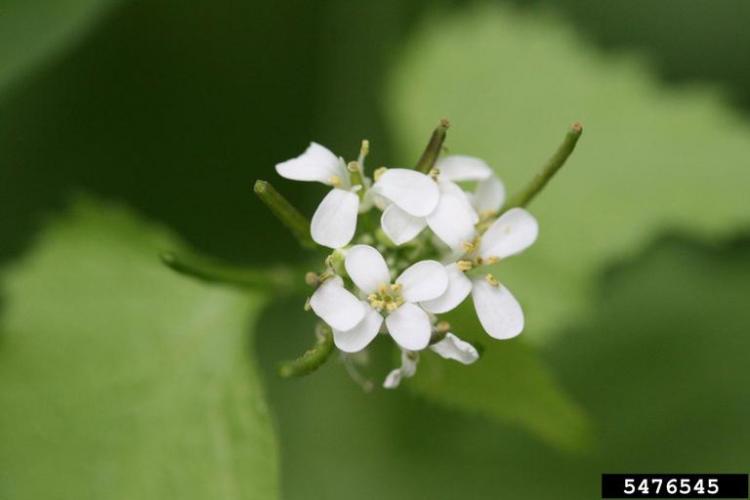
[
  {"xmin": 422, "ymin": 207, "xmax": 539, "ymax": 339},
  {"xmin": 311, "ymin": 244, "xmax": 450, "ymax": 352}
]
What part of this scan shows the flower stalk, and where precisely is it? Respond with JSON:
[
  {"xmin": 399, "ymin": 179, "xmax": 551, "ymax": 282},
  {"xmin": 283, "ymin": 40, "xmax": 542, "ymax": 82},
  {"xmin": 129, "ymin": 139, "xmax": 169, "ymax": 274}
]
[
  {"xmin": 278, "ymin": 324, "xmax": 334, "ymax": 378},
  {"xmin": 415, "ymin": 118, "xmax": 450, "ymax": 173},
  {"xmin": 502, "ymin": 122, "xmax": 583, "ymax": 211},
  {"xmin": 253, "ymin": 180, "xmax": 316, "ymax": 249},
  {"xmin": 160, "ymin": 250, "xmax": 305, "ymax": 293}
]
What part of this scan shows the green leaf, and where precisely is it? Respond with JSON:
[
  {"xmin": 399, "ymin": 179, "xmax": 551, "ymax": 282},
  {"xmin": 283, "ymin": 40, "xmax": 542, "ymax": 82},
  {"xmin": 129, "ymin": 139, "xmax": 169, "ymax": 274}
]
[
  {"xmin": 260, "ymin": 233, "xmax": 750, "ymax": 499},
  {"xmin": 0, "ymin": 198, "xmax": 278, "ymax": 500},
  {"xmin": 0, "ymin": 0, "xmax": 119, "ymax": 93},
  {"xmin": 411, "ymin": 302, "xmax": 591, "ymax": 452},
  {"xmin": 387, "ymin": 4, "xmax": 750, "ymax": 341}
]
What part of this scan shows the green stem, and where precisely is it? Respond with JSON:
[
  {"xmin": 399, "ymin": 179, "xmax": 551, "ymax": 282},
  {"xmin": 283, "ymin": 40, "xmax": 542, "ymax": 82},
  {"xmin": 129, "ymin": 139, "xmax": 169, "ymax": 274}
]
[
  {"xmin": 503, "ymin": 122, "xmax": 583, "ymax": 210},
  {"xmin": 254, "ymin": 180, "xmax": 316, "ymax": 249},
  {"xmin": 278, "ymin": 324, "xmax": 334, "ymax": 378},
  {"xmin": 415, "ymin": 118, "xmax": 450, "ymax": 173},
  {"xmin": 161, "ymin": 250, "xmax": 304, "ymax": 293}
]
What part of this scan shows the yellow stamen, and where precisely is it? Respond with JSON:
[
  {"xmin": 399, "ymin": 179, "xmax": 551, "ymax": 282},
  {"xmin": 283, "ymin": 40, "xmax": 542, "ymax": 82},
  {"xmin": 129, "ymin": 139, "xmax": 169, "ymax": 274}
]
[
  {"xmin": 304, "ymin": 272, "xmax": 319, "ymax": 287},
  {"xmin": 435, "ymin": 321, "xmax": 450, "ymax": 333},
  {"xmin": 457, "ymin": 260, "xmax": 473, "ymax": 272},
  {"xmin": 485, "ymin": 273, "xmax": 499, "ymax": 287}
]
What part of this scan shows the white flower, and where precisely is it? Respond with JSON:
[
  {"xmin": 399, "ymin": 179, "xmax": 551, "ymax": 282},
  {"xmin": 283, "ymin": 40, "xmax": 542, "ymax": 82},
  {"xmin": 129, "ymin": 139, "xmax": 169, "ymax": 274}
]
[
  {"xmin": 375, "ymin": 156, "xmax": 504, "ymax": 250},
  {"xmin": 309, "ymin": 244, "xmax": 451, "ymax": 353},
  {"xmin": 421, "ymin": 208, "xmax": 539, "ymax": 339},
  {"xmin": 435, "ymin": 155, "xmax": 506, "ymax": 215},
  {"xmin": 383, "ymin": 333, "xmax": 479, "ymax": 389},
  {"xmin": 343, "ymin": 244, "xmax": 451, "ymax": 351},
  {"xmin": 275, "ymin": 142, "xmax": 360, "ymax": 249}
]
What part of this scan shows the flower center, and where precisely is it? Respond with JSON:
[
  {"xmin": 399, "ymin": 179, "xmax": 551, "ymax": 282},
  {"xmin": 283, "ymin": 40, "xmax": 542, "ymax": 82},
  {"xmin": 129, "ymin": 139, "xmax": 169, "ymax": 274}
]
[{"xmin": 368, "ymin": 283, "xmax": 404, "ymax": 312}]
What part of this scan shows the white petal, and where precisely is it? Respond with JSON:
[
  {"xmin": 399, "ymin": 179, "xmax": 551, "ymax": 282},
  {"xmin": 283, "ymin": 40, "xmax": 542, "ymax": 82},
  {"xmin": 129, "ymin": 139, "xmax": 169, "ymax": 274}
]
[
  {"xmin": 332, "ymin": 303, "xmax": 383, "ymax": 353},
  {"xmin": 426, "ymin": 182, "xmax": 479, "ymax": 249},
  {"xmin": 382, "ymin": 350, "xmax": 419, "ymax": 389},
  {"xmin": 372, "ymin": 169, "xmax": 439, "ymax": 217},
  {"xmin": 438, "ymin": 180, "xmax": 480, "ymax": 223},
  {"xmin": 430, "ymin": 333, "xmax": 479, "ymax": 364},
  {"xmin": 435, "ymin": 155, "xmax": 492, "ymax": 181},
  {"xmin": 275, "ymin": 142, "xmax": 347, "ymax": 186},
  {"xmin": 358, "ymin": 187, "xmax": 375, "ymax": 213},
  {"xmin": 380, "ymin": 204, "xmax": 427, "ymax": 245},
  {"xmin": 471, "ymin": 279, "xmax": 524, "ymax": 339},
  {"xmin": 479, "ymin": 207, "xmax": 538, "ymax": 259},
  {"xmin": 310, "ymin": 188, "xmax": 359, "ymax": 249},
  {"xmin": 344, "ymin": 244, "xmax": 390, "ymax": 294},
  {"xmin": 383, "ymin": 368, "xmax": 403, "ymax": 389},
  {"xmin": 309, "ymin": 277, "xmax": 365, "ymax": 331},
  {"xmin": 396, "ymin": 260, "xmax": 448, "ymax": 303},
  {"xmin": 385, "ymin": 302, "xmax": 431, "ymax": 350},
  {"xmin": 420, "ymin": 263, "xmax": 472, "ymax": 314},
  {"xmin": 400, "ymin": 351, "xmax": 418, "ymax": 377},
  {"xmin": 473, "ymin": 176, "xmax": 506, "ymax": 214}
]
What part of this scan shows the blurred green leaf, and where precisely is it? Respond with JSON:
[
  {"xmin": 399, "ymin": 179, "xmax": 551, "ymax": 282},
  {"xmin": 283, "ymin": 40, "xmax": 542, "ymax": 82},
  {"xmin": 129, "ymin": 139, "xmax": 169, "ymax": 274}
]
[
  {"xmin": 0, "ymin": 0, "xmax": 119, "ymax": 93},
  {"xmin": 387, "ymin": 4, "xmax": 750, "ymax": 342},
  {"xmin": 551, "ymin": 232, "xmax": 750, "ymax": 473},
  {"xmin": 412, "ymin": 303, "xmax": 590, "ymax": 452},
  {"xmin": 0, "ymin": 198, "xmax": 278, "ymax": 500},
  {"xmin": 260, "ymin": 232, "xmax": 750, "ymax": 499}
]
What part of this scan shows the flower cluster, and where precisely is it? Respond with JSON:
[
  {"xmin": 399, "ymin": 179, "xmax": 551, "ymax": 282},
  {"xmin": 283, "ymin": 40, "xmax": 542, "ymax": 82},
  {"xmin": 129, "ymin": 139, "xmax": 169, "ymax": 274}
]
[{"xmin": 274, "ymin": 137, "xmax": 538, "ymax": 388}]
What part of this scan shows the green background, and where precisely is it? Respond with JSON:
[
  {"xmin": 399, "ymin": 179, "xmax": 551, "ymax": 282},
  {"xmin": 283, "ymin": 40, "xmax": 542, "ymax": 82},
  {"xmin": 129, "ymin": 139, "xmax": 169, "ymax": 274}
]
[{"xmin": 1, "ymin": 1, "xmax": 749, "ymax": 499}]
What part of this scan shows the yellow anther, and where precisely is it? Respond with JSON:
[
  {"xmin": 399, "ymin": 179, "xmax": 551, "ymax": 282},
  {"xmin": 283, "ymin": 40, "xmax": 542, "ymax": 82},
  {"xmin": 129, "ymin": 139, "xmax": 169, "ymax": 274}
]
[
  {"xmin": 329, "ymin": 175, "xmax": 342, "ymax": 187},
  {"xmin": 367, "ymin": 281, "xmax": 404, "ymax": 313},
  {"xmin": 346, "ymin": 161, "xmax": 360, "ymax": 173},
  {"xmin": 462, "ymin": 235, "xmax": 481, "ymax": 254},
  {"xmin": 428, "ymin": 167, "xmax": 440, "ymax": 180},
  {"xmin": 435, "ymin": 321, "xmax": 450, "ymax": 333},
  {"xmin": 485, "ymin": 256, "xmax": 499, "ymax": 265},
  {"xmin": 485, "ymin": 273, "xmax": 499, "ymax": 287},
  {"xmin": 304, "ymin": 272, "xmax": 319, "ymax": 287},
  {"xmin": 457, "ymin": 260, "xmax": 473, "ymax": 272},
  {"xmin": 360, "ymin": 139, "xmax": 370, "ymax": 156},
  {"xmin": 373, "ymin": 167, "xmax": 387, "ymax": 181},
  {"xmin": 479, "ymin": 210, "xmax": 497, "ymax": 220}
]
